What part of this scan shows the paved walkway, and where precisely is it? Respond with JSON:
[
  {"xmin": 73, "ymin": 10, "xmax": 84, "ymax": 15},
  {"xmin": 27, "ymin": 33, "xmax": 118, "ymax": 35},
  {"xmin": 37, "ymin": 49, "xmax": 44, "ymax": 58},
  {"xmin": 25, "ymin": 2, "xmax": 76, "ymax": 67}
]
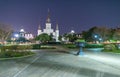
[
  {"xmin": 0, "ymin": 46, "xmax": 120, "ymax": 77},
  {"xmin": 85, "ymin": 51, "xmax": 120, "ymax": 70}
]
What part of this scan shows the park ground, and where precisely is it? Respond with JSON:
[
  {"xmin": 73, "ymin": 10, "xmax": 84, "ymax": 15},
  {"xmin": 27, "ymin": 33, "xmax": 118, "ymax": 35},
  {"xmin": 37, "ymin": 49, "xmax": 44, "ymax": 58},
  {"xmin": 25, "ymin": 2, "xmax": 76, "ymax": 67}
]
[{"xmin": 0, "ymin": 46, "xmax": 120, "ymax": 77}]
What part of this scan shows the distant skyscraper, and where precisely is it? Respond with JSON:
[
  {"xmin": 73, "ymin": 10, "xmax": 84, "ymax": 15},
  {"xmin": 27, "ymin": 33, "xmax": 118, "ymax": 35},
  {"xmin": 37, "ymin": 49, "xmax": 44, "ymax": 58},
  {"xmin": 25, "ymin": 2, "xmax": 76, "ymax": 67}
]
[{"xmin": 37, "ymin": 10, "xmax": 59, "ymax": 42}]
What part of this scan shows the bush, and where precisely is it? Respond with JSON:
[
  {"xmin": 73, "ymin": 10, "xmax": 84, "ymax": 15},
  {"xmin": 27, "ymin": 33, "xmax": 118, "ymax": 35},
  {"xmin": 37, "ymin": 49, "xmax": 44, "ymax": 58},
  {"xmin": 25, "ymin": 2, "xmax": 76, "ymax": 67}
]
[
  {"xmin": 85, "ymin": 44, "xmax": 104, "ymax": 48},
  {"xmin": 0, "ymin": 45, "xmax": 35, "ymax": 58},
  {"xmin": 0, "ymin": 51, "xmax": 34, "ymax": 58},
  {"xmin": 63, "ymin": 44, "xmax": 78, "ymax": 49},
  {"xmin": 17, "ymin": 45, "xmax": 33, "ymax": 51},
  {"xmin": 103, "ymin": 44, "xmax": 120, "ymax": 53},
  {"xmin": 40, "ymin": 46, "xmax": 56, "ymax": 49},
  {"xmin": 32, "ymin": 44, "xmax": 41, "ymax": 49},
  {"xmin": 0, "ymin": 45, "xmax": 33, "ymax": 52},
  {"xmin": 48, "ymin": 42, "xmax": 61, "ymax": 44},
  {"xmin": 104, "ymin": 44, "xmax": 117, "ymax": 51},
  {"xmin": 31, "ymin": 44, "xmax": 56, "ymax": 49}
]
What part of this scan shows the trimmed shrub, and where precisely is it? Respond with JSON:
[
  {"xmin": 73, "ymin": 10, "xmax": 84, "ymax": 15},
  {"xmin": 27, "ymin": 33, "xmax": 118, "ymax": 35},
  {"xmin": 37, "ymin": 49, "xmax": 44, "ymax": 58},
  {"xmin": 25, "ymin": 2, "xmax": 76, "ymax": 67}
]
[
  {"xmin": 0, "ymin": 45, "xmax": 33, "ymax": 52},
  {"xmin": 17, "ymin": 45, "xmax": 33, "ymax": 51},
  {"xmin": 104, "ymin": 44, "xmax": 116, "ymax": 51},
  {"xmin": 32, "ymin": 44, "xmax": 41, "ymax": 49},
  {"xmin": 0, "ymin": 45, "xmax": 35, "ymax": 58},
  {"xmin": 85, "ymin": 44, "xmax": 104, "ymax": 48},
  {"xmin": 40, "ymin": 45, "xmax": 56, "ymax": 49},
  {"xmin": 0, "ymin": 51, "xmax": 34, "ymax": 58},
  {"xmin": 63, "ymin": 44, "xmax": 78, "ymax": 49},
  {"xmin": 48, "ymin": 42, "xmax": 61, "ymax": 44}
]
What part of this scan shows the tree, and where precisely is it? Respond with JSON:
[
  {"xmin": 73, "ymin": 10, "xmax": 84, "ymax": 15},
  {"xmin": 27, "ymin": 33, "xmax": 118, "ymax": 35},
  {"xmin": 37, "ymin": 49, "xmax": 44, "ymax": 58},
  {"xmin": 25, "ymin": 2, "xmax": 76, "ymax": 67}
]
[
  {"xmin": 35, "ymin": 33, "xmax": 50, "ymax": 43},
  {"xmin": 109, "ymin": 28, "xmax": 116, "ymax": 40},
  {"xmin": 0, "ymin": 23, "xmax": 13, "ymax": 44},
  {"xmin": 93, "ymin": 26, "xmax": 110, "ymax": 41},
  {"xmin": 82, "ymin": 26, "xmax": 97, "ymax": 42},
  {"xmin": 67, "ymin": 33, "xmax": 78, "ymax": 42},
  {"xmin": 82, "ymin": 26, "xmax": 111, "ymax": 42},
  {"xmin": 58, "ymin": 35, "xmax": 62, "ymax": 41},
  {"xmin": 112, "ymin": 28, "xmax": 120, "ymax": 40},
  {"xmin": 63, "ymin": 33, "xmax": 78, "ymax": 43},
  {"xmin": 16, "ymin": 37, "xmax": 29, "ymax": 43},
  {"xmin": 63, "ymin": 33, "xmax": 68, "ymax": 40},
  {"xmin": 49, "ymin": 33, "xmax": 54, "ymax": 41}
]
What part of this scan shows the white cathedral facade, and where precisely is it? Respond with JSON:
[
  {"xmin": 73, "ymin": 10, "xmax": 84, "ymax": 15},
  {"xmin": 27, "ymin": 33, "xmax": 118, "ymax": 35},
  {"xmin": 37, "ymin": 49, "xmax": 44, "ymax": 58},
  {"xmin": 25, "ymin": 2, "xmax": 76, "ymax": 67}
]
[{"xmin": 37, "ymin": 10, "xmax": 59, "ymax": 42}]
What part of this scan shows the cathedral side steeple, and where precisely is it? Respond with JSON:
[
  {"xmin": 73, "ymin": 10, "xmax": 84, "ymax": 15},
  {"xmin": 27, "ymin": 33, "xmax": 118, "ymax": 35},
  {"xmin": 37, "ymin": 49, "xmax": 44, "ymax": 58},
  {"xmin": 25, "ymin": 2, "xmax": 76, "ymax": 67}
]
[
  {"xmin": 56, "ymin": 23, "xmax": 59, "ymax": 30},
  {"xmin": 55, "ymin": 23, "xmax": 59, "ymax": 42},
  {"xmin": 37, "ymin": 24, "xmax": 42, "ymax": 35}
]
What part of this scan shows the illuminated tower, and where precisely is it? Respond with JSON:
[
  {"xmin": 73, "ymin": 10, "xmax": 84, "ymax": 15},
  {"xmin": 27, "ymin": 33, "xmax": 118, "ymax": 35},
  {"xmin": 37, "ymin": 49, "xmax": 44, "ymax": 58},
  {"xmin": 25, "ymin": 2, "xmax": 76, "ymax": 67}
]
[
  {"xmin": 55, "ymin": 23, "xmax": 59, "ymax": 42},
  {"xmin": 43, "ymin": 9, "xmax": 54, "ymax": 35},
  {"xmin": 37, "ymin": 24, "xmax": 42, "ymax": 35}
]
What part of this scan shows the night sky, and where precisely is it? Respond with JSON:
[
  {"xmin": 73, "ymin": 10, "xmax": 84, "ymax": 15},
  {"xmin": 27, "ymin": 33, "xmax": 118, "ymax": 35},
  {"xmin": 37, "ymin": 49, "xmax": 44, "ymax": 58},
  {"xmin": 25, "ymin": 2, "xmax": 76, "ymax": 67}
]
[{"xmin": 0, "ymin": 0, "xmax": 120, "ymax": 35}]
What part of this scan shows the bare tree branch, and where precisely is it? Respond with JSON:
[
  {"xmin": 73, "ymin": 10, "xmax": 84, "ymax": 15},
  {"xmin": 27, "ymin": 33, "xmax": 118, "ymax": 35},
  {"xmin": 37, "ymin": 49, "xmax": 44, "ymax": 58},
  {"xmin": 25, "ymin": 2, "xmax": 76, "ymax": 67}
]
[{"xmin": 0, "ymin": 23, "xmax": 13, "ymax": 43}]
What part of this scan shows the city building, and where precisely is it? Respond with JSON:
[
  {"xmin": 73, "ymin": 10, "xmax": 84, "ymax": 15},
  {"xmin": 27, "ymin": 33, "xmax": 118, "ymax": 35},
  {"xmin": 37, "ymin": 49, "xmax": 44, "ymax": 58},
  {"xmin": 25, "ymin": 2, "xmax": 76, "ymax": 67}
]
[
  {"xmin": 11, "ymin": 29, "xmax": 34, "ymax": 42},
  {"xmin": 19, "ymin": 29, "xmax": 34, "ymax": 40}
]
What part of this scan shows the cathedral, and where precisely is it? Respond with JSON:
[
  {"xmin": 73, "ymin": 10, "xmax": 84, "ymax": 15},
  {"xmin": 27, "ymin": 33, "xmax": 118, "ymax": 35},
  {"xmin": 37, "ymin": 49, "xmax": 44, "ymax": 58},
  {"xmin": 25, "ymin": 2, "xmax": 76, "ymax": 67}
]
[{"xmin": 37, "ymin": 10, "xmax": 59, "ymax": 42}]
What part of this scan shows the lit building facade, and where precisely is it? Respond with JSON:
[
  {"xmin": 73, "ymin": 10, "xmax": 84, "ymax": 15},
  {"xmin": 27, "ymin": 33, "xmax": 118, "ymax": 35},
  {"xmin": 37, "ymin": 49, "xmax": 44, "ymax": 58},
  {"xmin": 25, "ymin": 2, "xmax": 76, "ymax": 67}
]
[
  {"xmin": 37, "ymin": 10, "xmax": 59, "ymax": 42},
  {"xmin": 19, "ymin": 29, "xmax": 34, "ymax": 40}
]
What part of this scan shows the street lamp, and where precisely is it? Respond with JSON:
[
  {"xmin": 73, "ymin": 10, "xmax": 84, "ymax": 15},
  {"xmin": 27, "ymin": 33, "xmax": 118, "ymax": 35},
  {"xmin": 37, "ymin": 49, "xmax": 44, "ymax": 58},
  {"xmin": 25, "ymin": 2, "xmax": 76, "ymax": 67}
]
[
  {"xmin": 99, "ymin": 38, "xmax": 102, "ymax": 41},
  {"xmin": 94, "ymin": 35, "xmax": 98, "ymax": 38},
  {"xmin": 14, "ymin": 34, "xmax": 19, "ymax": 38},
  {"xmin": 94, "ymin": 34, "xmax": 98, "ymax": 44}
]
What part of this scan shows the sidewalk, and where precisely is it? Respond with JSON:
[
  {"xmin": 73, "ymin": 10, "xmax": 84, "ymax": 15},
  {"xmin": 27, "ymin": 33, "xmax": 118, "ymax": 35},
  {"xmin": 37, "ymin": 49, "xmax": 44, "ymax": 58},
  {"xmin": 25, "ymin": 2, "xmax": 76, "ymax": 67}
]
[
  {"xmin": 56, "ymin": 45, "xmax": 120, "ymax": 70},
  {"xmin": 84, "ymin": 51, "xmax": 120, "ymax": 70}
]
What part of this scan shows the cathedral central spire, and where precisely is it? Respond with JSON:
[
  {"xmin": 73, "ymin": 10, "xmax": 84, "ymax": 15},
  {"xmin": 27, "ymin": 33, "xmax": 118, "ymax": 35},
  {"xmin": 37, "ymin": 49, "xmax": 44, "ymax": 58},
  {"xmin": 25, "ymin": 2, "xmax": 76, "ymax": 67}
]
[{"xmin": 46, "ymin": 8, "xmax": 51, "ymax": 23}]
